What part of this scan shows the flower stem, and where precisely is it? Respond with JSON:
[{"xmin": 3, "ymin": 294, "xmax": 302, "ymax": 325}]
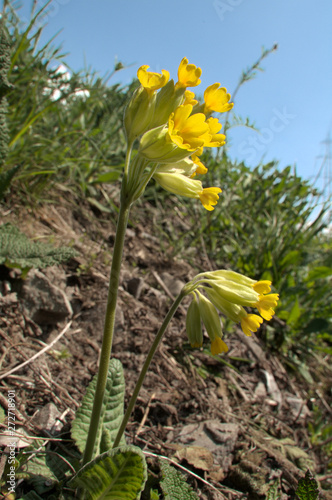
[
  {"xmin": 112, "ymin": 291, "xmax": 185, "ymax": 449},
  {"xmin": 82, "ymin": 196, "xmax": 130, "ymax": 465}
]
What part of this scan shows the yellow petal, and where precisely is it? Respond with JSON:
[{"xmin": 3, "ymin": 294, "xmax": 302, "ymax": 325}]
[
  {"xmin": 191, "ymin": 154, "xmax": 208, "ymax": 175},
  {"xmin": 241, "ymin": 314, "xmax": 263, "ymax": 336},
  {"xmin": 255, "ymin": 294, "xmax": 279, "ymax": 321},
  {"xmin": 211, "ymin": 337, "xmax": 228, "ymax": 355},
  {"xmin": 199, "ymin": 187, "xmax": 222, "ymax": 211},
  {"xmin": 137, "ymin": 65, "xmax": 170, "ymax": 93},
  {"xmin": 176, "ymin": 57, "xmax": 202, "ymax": 89},
  {"xmin": 204, "ymin": 83, "xmax": 234, "ymax": 113},
  {"xmin": 168, "ymin": 105, "xmax": 209, "ymax": 151},
  {"xmin": 253, "ymin": 280, "xmax": 272, "ymax": 294},
  {"xmin": 183, "ymin": 90, "xmax": 198, "ymax": 106}
]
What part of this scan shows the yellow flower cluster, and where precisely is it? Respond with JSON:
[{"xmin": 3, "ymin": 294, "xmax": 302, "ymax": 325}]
[
  {"xmin": 185, "ymin": 270, "xmax": 279, "ymax": 355},
  {"xmin": 124, "ymin": 57, "xmax": 233, "ymax": 210}
]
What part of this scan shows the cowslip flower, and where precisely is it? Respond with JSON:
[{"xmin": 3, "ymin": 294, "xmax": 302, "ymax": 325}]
[
  {"xmin": 184, "ymin": 269, "xmax": 279, "ymax": 343},
  {"xmin": 203, "ymin": 83, "xmax": 234, "ymax": 115},
  {"xmin": 150, "ymin": 57, "xmax": 201, "ymax": 129},
  {"xmin": 186, "ymin": 291, "xmax": 228, "ymax": 355},
  {"xmin": 124, "ymin": 65, "xmax": 169, "ymax": 142},
  {"xmin": 139, "ymin": 104, "xmax": 223, "ymax": 163},
  {"xmin": 153, "ymin": 171, "xmax": 221, "ymax": 211},
  {"xmin": 137, "ymin": 65, "xmax": 170, "ymax": 94},
  {"xmin": 175, "ymin": 57, "xmax": 202, "ymax": 89},
  {"xmin": 128, "ymin": 57, "xmax": 233, "ymax": 212},
  {"xmin": 191, "ymin": 153, "xmax": 208, "ymax": 175},
  {"xmin": 167, "ymin": 104, "xmax": 210, "ymax": 151},
  {"xmin": 205, "ymin": 118, "xmax": 226, "ymax": 147}
]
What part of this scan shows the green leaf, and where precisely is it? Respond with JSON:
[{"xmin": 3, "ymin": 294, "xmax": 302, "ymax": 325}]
[
  {"xmin": 71, "ymin": 358, "xmax": 126, "ymax": 457},
  {"xmin": 295, "ymin": 470, "xmax": 320, "ymax": 500},
  {"xmin": 0, "ymin": 223, "xmax": 76, "ymax": 271},
  {"xmin": 92, "ymin": 170, "xmax": 121, "ymax": 184},
  {"xmin": 23, "ymin": 441, "xmax": 58, "ymax": 494},
  {"xmin": 306, "ymin": 266, "xmax": 332, "ymax": 282},
  {"xmin": 280, "ymin": 250, "xmax": 301, "ymax": 267},
  {"xmin": 159, "ymin": 460, "xmax": 200, "ymax": 500},
  {"xmin": 150, "ymin": 490, "xmax": 160, "ymax": 500},
  {"xmin": 69, "ymin": 445, "xmax": 147, "ymax": 500},
  {"xmin": 287, "ymin": 297, "xmax": 301, "ymax": 326}
]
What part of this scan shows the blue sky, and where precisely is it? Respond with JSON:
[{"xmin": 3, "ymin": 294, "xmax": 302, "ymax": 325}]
[{"xmin": 17, "ymin": 0, "xmax": 332, "ymax": 201}]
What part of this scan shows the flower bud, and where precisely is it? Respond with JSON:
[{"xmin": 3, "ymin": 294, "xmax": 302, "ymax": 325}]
[
  {"xmin": 124, "ymin": 86, "xmax": 156, "ymax": 143},
  {"xmin": 186, "ymin": 295, "xmax": 203, "ymax": 348},
  {"xmin": 138, "ymin": 126, "xmax": 190, "ymax": 163},
  {"xmin": 149, "ymin": 79, "xmax": 186, "ymax": 129}
]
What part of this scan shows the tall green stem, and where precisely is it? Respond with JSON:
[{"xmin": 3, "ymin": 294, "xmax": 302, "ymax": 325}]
[
  {"xmin": 82, "ymin": 200, "xmax": 130, "ymax": 465},
  {"xmin": 82, "ymin": 146, "xmax": 133, "ymax": 465},
  {"xmin": 112, "ymin": 291, "xmax": 185, "ymax": 449}
]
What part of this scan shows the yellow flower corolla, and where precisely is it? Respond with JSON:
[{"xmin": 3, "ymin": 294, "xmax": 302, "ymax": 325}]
[
  {"xmin": 175, "ymin": 57, "xmax": 202, "ymax": 89},
  {"xmin": 205, "ymin": 118, "xmax": 226, "ymax": 147},
  {"xmin": 187, "ymin": 269, "xmax": 279, "ymax": 340},
  {"xmin": 167, "ymin": 104, "xmax": 210, "ymax": 151},
  {"xmin": 241, "ymin": 314, "xmax": 263, "ymax": 336},
  {"xmin": 153, "ymin": 171, "xmax": 221, "ymax": 211},
  {"xmin": 183, "ymin": 90, "xmax": 198, "ymax": 106},
  {"xmin": 204, "ymin": 83, "xmax": 234, "ymax": 114},
  {"xmin": 199, "ymin": 187, "xmax": 222, "ymax": 211},
  {"xmin": 191, "ymin": 153, "xmax": 208, "ymax": 175},
  {"xmin": 137, "ymin": 65, "xmax": 170, "ymax": 94},
  {"xmin": 255, "ymin": 293, "xmax": 279, "ymax": 321},
  {"xmin": 211, "ymin": 337, "xmax": 229, "ymax": 355},
  {"xmin": 253, "ymin": 280, "xmax": 272, "ymax": 294}
]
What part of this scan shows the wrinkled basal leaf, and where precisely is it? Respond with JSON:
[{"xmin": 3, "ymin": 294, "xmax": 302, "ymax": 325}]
[
  {"xmin": 71, "ymin": 358, "xmax": 125, "ymax": 457},
  {"xmin": 69, "ymin": 445, "xmax": 147, "ymax": 500},
  {"xmin": 160, "ymin": 460, "xmax": 199, "ymax": 500},
  {"xmin": 295, "ymin": 470, "xmax": 320, "ymax": 500}
]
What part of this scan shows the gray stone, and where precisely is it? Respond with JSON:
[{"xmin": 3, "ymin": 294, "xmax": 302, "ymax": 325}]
[
  {"xmin": 170, "ymin": 419, "xmax": 239, "ymax": 471},
  {"xmin": 21, "ymin": 269, "xmax": 72, "ymax": 325}
]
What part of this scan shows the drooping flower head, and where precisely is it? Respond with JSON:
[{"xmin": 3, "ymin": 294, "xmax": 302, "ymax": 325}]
[
  {"xmin": 126, "ymin": 57, "xmax": 233, "ymax": 210},
  {"xmin": 183, "ymin": 269, "xmax": 279, "ymax": 353}
]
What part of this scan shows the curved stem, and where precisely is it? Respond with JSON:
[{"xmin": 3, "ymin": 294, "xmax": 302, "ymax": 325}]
[
  {"xmin": 82, "ymin": 198, "xmax": 131, "ymax": 465},
  {"xmin": 112, "ymin": 291, "xmax": 185, "ymax": 449}
]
